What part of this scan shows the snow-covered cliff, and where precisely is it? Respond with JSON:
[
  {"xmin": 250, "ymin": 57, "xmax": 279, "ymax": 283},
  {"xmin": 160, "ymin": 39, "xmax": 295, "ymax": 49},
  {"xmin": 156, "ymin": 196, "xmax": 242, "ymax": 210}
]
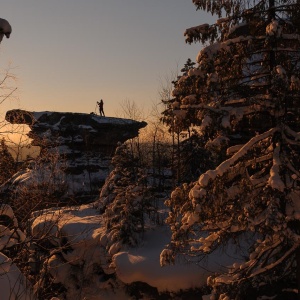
[{"xmin": 5, "ymin": 109, "xmax": 147, "ymax": 199}]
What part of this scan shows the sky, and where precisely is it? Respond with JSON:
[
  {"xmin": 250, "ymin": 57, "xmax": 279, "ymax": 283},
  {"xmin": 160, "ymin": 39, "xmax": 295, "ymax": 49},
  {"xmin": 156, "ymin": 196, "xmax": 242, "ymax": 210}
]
[{"xmin": 0, "ymin": 1, "xmax": 213, "ymax": 119}]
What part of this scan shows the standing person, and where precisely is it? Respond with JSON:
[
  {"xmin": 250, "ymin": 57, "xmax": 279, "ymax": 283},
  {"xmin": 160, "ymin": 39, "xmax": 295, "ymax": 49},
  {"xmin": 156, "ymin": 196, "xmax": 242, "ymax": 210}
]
[{"xmin": 97, "ymin": 99, "xmax": 105, "ymax": 116}]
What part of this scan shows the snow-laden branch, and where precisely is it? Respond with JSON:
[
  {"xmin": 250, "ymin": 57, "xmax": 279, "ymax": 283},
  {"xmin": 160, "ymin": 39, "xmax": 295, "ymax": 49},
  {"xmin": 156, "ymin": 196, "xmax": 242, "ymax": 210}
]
[
  {"xmin": 284, "ymin": 124, "xmax": 300, "ymax": 141},
  {"xmin": 198, "ymin": 127, "xmax": 278, "ymax": 188},
  {"xmin": 268, "ymin": 143, "xmax": 285, "ymax": 192},
  {"xmin": 196, "ymin": 35, "xmax": 253, "ymax": 63},
  {"xmin": 247, "ymin": 241, "xmax": 299, "ymax": 280}
]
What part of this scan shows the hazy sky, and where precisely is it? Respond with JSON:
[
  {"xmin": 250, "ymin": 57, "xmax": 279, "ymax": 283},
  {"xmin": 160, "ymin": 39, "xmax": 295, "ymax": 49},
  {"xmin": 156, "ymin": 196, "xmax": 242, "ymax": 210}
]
[{"xmin": 0, "ymin": 1, "xmax": 212, "ymax": 118}]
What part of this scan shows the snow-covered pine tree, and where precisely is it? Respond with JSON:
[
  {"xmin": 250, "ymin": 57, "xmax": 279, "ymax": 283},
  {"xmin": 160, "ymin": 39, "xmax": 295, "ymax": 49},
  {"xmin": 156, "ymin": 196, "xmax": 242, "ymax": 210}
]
[
  {"xmin": 161, "ymin": 58, "xmax": 211, "ymax": 184},
  {"xmin": 161, "ymin": 1, "xmax": 300, "ymax": 298},
  {"xmin": 98, "ymin": 143, "xmax": 153, "ymax": 254},
  {"xmin": 161, "ymin": 58, "xmax": 197, "ymax": 135},
  {"xmin": 175, "ymin": 133, "xmax": 215, "ymax": 182}
]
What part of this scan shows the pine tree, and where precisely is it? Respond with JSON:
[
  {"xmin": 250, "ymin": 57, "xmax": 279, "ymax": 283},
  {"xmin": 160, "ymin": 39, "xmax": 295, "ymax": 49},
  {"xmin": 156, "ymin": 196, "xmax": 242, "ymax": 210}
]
[
  {"xmin": 161, "ymin": 1, "xmax": 300, "ymax": 298},
  {"xmin": 176, "ymin": 133, "xmax": 215, "ymax": 182},
  {"xmin": 161, "ymin": 58, "xmax": 203, "ymax": 184},
  {"xmin": 98, "ymin": 143, "xmax": 153, "ymax": 255}
]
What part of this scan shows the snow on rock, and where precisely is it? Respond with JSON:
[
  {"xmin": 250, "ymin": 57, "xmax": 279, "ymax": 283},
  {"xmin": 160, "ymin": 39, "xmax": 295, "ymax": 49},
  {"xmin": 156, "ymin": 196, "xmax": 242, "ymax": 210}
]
[
  {"xmin": 0, "ymin": 205, "xmax": 34, "ymax": 299},
  {"xmin": 31, "ymin": 204, "xmax": 113, "ymax": 299},
  {"xmin": 0, "ymin": 204, "xmax": 26, "ymax": 250},
  {"xmin": 5, "ymin": 110, "xmax": 147, "ymax": 150},
  {"xmin": 0, "ymin": 18, "xmax": 12, "ymax": 43},
  {"xmin": 31, "ymin": 204, "xmax": 104, "ymax": 252},
  {"xmin": 0, "ymin": 253, "xmax": 35, "ymax": 300},
  {"xmin": 0, "ymin": 226, "xmax": 26, "ymax": 250},
  {"xmin": 0, "ymin": 204, "xmax": 16, "ymax": 223},
  {"xmin": 47, "ymin": 254, "xmax": 72, "ymax": 285}
]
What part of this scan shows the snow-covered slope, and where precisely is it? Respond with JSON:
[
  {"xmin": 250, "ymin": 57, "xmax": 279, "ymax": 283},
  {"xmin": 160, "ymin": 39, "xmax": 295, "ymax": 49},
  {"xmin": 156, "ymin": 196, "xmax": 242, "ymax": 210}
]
[{"xmin": 27, "ymin": 203, "xmax": 252, "ymax": 299}]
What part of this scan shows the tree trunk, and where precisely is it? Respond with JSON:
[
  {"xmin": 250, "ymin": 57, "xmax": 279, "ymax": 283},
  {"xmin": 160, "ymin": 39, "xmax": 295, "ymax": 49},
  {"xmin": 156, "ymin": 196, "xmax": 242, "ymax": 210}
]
[
  {"xmin": 268, "ymin": 0, "xmax": 276, "ymax": 71},
  {"xmin": 152, "ymin": 133, "xmax": 156, "ymax": 188}
]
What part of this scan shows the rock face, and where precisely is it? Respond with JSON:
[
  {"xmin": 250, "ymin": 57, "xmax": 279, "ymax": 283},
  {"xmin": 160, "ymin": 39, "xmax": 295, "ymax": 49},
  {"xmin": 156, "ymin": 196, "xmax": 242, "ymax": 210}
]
[
  {"xmin": 6, "ymin": 109, "xmax": 147, "ymax": 153},
  {"xmin": 5, "ymin": 109, "xmax": 147, "ymax": 200}
]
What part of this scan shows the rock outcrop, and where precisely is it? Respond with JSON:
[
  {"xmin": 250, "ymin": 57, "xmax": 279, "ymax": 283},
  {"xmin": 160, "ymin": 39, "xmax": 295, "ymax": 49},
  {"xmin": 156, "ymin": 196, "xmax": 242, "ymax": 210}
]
[
  {"xmin": 5, "ymin": 109, "xmax": 147, "ymax": 200},
  {"xmin": 6, "ymin": 109, "xmax": 147, "ymax": 153}
]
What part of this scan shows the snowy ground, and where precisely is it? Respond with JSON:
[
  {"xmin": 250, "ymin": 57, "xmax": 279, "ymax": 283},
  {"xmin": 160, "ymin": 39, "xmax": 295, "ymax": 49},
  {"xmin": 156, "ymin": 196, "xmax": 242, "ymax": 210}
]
[{"xmin": 0, "ymin": 202, "xmax": 255, "ymax": 299}]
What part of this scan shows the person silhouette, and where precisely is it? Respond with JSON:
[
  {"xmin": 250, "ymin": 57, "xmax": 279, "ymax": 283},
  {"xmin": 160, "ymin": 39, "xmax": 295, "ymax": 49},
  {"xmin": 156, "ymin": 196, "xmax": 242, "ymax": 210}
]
[{"xmin": 97, "ymin": 99, "xmax": 105, "ymax": 116}]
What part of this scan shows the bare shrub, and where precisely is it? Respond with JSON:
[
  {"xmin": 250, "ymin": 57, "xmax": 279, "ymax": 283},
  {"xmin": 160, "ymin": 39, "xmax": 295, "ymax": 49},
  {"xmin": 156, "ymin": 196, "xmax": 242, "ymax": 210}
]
[{"xmin": 9, "ymin": 149, "xmax": 69, "ymax": 228}]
